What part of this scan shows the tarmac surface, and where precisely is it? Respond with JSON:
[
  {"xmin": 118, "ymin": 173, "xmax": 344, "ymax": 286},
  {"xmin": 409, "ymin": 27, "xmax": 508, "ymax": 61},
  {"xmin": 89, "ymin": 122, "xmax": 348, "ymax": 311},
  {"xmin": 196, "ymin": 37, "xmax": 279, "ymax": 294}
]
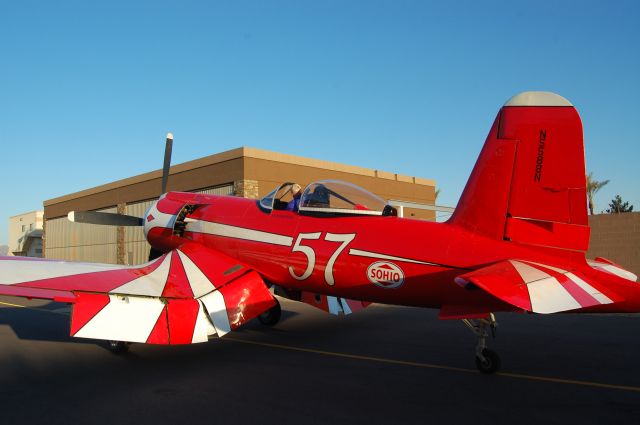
[{"xmin": 1, "ymin": 295, "xmax": 640, "ymax": 425}]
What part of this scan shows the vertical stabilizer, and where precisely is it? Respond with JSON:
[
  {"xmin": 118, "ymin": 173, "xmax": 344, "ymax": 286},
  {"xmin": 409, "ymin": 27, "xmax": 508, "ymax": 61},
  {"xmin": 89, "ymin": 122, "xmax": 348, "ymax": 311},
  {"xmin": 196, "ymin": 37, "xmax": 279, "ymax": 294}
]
[{"xmin": 449, "ymin": 92, "xmax": 589, "ymax": 252}]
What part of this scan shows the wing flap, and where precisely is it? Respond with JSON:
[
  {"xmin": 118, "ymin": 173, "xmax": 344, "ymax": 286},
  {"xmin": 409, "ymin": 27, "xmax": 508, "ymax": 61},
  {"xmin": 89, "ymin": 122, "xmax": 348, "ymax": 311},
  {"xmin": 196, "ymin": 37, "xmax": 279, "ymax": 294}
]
[
  {"xmin": 73, "ymin": 294, "xmax": 166, "ymax": 343},
  {"xmin": 200, "ymin": 271, "xmax": 275, "ymax": 336},
  {"xmin": 74, "ymin": 297, "xmax": 215, "ymax": 345}
]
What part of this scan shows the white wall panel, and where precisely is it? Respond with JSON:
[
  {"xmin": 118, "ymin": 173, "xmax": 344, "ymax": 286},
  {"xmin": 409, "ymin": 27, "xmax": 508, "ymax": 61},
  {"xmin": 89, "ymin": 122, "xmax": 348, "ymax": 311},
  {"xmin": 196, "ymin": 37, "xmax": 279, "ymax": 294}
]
[
  {"xmin": 45, "ymin": 185, "xmax": 233, "ymax": 265},
  {"xmin": 45, "ymin": 207, "xmax": 118, "ymax": 263}
]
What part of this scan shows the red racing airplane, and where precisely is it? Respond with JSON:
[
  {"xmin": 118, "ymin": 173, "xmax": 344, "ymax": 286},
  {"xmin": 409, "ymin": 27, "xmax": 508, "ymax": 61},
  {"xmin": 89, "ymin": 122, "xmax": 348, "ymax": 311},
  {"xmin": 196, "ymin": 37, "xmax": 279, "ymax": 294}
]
[{"xmin": 1, "ymin": 91, "xmax": 637, "ymax": 373}]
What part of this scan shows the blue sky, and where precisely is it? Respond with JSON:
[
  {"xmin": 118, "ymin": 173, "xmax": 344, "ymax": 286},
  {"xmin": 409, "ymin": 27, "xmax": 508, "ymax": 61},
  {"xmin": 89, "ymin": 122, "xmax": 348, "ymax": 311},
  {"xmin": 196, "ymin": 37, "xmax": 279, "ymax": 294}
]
[{"xmin": 1, "ymin": 0, "xmax": 639, "ymax": 245}]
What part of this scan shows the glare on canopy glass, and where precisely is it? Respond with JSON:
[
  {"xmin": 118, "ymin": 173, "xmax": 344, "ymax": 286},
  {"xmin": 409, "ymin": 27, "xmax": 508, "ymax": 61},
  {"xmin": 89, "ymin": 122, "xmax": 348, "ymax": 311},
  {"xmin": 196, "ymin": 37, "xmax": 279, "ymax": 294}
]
[
  {"xmin": 260, "ymin": 180, "xmax": 387, "ymax": 215},
  {"xmin": 298, "ymin": 180, "xmax": 386, "ymax": 215}
]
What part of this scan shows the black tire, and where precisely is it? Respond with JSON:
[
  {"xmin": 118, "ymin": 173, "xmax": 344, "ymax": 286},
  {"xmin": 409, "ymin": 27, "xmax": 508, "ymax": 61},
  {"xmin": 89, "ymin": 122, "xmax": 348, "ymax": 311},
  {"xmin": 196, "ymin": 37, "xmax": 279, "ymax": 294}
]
[
  {"xmin": 258, "ymin": 299, "xmax": 282, "ymax": 326},
  {"xmin": 475, "ymin": 348, "xmax": 501, "ymax": 374},
  {"xmin": 108, "ymin": 340, "xmax": 130, "ymax": 354},
  {"xmin": 148, "ymin": 248, "xmax": 164, "ymax": 261}
]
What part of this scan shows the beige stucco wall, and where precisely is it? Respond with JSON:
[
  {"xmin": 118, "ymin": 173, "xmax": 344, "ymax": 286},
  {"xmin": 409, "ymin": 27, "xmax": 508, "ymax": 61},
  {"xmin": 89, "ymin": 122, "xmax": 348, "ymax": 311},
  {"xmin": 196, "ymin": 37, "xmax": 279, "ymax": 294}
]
[
  {"xmin": 587, "ymin": 212, "xmax": 640, "ymax": 276},
  {"xmin": 8, "ymin": 211, "xmax": 44, "ymax": 256}
]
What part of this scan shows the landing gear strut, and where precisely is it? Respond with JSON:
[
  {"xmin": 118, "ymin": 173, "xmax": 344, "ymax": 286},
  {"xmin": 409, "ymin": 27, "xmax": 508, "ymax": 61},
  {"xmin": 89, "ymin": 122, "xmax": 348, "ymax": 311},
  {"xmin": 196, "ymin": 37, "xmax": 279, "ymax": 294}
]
[
  {"xmin": 258, "ymin": 299, "xmax": 282, "ymax": 326},
  {"xmin": 462, "ymin": 313, "xmax": 500, "ymax": 374}
]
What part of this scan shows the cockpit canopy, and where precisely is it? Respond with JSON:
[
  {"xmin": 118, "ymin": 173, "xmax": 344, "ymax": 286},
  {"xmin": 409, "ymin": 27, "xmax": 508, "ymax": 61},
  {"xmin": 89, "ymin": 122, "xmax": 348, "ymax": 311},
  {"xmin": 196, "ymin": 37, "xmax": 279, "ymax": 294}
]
[
  {"xmin": 259, "ymin": 182, "xmax": 299, "ymax": 211},
  {"xmin": 299, "ymin": 180, "xmax": 387, "ymax": 215},
  {"xmin": 260, "ymin": 180, "xmax": 389, "ymax": 216}
]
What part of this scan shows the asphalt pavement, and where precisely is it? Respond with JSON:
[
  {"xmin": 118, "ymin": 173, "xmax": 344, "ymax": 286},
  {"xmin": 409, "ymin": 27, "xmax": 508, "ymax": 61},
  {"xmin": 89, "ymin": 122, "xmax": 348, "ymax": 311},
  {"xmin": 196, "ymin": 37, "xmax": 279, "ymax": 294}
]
[{"xmin": 1, "ymin": 296, "xmax": 639, "ymax": 425}]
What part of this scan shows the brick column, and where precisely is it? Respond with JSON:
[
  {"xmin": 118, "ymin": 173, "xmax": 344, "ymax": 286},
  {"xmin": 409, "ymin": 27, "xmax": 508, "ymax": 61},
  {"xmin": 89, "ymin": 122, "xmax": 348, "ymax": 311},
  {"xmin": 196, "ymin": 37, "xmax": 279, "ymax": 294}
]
[
  {"xmin": 116, "ymin": 203, "xmax": 126, "ymax": 265},
  {"xmin": 234, "ymin": 179, "xmax": 259, "ymax": 199},
  {"xmin": 41, "ymin": 219, "xmax": 46, "ymax": 259}
]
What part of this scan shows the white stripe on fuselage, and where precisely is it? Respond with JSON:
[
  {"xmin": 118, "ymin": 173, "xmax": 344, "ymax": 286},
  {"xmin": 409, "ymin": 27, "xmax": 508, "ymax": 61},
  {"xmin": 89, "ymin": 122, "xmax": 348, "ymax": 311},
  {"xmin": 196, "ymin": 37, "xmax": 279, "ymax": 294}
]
[
  {"xmin": 348, "ymin": 249, "xmax": 439, "ymax": 266},
  {"xmin": 186, "ymin": 221, "xmax": 442, "ymax": 269},
  {"xmin": 186, "ymin": 220, "xmax": 294, "ymax": 247}
]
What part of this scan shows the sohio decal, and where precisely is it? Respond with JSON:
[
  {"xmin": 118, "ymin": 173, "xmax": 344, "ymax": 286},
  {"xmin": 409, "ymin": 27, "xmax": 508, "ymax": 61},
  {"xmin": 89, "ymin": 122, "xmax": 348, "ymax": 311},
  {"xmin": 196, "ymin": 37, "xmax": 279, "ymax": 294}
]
[{"xmin": 367, "ymin": 261, "xmax": 405, "ymax": 289}]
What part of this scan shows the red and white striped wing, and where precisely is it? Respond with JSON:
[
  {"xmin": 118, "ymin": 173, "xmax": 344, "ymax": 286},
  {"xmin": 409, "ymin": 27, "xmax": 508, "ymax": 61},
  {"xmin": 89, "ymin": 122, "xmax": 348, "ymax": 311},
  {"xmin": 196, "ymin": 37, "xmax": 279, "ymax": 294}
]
[
  {"xmin": 456, "ymin": 260, "xmax": 623, "ymax": 314},
  {"xmin": 0, "ymin": 243, "xmax": 275, "ymax": 344}
]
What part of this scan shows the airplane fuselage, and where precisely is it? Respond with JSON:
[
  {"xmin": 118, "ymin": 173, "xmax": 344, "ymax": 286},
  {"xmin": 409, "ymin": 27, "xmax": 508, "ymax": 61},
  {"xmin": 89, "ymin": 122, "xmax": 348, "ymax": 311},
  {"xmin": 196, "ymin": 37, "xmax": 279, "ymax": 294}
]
[{"xmin": 146, "ymin": 193, "xmax": 640, "ymax": 315}]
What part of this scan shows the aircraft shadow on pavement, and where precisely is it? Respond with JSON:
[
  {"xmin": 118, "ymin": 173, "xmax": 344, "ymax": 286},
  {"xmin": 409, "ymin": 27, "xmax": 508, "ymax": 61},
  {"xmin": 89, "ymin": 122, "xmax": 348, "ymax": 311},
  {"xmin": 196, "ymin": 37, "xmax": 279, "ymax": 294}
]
[
  {"xmin": 0, "ymin": 300, "xmax": 300, "ymax": 351},
  {"xmin": 0, "ymin": 302, "xmax": 76, "ymax": 344}
]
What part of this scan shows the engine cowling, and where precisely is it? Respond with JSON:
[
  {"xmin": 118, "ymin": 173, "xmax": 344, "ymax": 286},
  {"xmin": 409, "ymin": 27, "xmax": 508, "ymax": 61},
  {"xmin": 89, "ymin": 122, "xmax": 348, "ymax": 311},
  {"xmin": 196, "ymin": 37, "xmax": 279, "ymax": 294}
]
[{"xmin": 143, "ymin": 194, "xmax": 190, "ymax": 253}]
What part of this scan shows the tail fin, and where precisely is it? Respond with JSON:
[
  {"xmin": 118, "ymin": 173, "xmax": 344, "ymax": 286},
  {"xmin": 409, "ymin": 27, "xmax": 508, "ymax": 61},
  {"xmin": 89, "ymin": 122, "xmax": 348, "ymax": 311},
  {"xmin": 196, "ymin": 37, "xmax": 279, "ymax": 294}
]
[{"xmin": 449, "ymin": 92, "xmax": 589, "ymax": 252}]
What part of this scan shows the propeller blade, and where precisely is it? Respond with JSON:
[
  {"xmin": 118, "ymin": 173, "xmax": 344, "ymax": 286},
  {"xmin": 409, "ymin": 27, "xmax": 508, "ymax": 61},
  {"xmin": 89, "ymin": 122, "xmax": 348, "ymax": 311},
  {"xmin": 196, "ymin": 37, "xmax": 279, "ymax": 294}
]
[
  {"xmin": 68, "ymin": 211, "xmax": 144, "ymax": 226},
  {"xmin": 161, "ymin": 132, "xmax": 173, "ymax": 194}
]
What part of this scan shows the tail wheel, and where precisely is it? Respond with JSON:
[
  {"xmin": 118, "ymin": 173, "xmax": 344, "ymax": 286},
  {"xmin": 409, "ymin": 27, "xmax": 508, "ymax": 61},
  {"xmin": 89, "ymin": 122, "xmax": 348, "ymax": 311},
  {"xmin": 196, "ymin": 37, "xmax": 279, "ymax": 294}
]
[
  {"xmin": 475, "ymin": 349, "xmax": 501, "ymax": 374},
  {"xmin": 258, "ymin": 299, "xmax": 282, "ymax": 326}
]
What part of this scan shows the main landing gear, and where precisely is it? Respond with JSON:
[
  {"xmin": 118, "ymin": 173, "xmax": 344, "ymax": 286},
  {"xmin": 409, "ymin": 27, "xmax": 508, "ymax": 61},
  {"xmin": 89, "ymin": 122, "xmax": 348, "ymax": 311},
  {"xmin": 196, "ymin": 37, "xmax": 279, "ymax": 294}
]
[
  {"xmin": 462, "ymin": 313, "xmax": 501, "ymax": 374},
  {"xmin": 107, "ymin": 340, "xmax": 130, "ymax": 354},
  {"xmin": 258, "ymin": 299, "xmax": 282, "ymax": 326}
]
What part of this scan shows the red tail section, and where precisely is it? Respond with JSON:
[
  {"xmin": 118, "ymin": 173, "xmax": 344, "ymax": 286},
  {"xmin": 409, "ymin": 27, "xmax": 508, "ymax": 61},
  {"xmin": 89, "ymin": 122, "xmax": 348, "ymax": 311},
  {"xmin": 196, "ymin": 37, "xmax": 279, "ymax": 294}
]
[{"xmin": 449, "ymin": 92, "xmax": 589, "ymax": 252}]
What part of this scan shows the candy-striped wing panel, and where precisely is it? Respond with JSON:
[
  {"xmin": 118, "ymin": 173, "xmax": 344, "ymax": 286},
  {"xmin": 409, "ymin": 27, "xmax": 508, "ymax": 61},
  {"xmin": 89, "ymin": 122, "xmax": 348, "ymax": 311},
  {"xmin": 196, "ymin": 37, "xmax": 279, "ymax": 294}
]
[
  {"xmin": 455, "ymin": 260, "xmax": 623, "ymax": 314},
  {"xmin": 0, "ymin": 243, "xmax": 276, "ymax": 344}
]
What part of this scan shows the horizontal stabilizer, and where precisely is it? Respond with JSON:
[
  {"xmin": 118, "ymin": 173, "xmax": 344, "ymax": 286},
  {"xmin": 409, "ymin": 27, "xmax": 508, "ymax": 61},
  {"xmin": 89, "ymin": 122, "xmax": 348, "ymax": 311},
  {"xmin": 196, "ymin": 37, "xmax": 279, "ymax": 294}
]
[
  {"xmin": 588, "ymin": 258, "xmax": 638, "ymax": 282},
  {"xmin": 456, "ymin": 260, "xmax": 622, "ymax": 314}
]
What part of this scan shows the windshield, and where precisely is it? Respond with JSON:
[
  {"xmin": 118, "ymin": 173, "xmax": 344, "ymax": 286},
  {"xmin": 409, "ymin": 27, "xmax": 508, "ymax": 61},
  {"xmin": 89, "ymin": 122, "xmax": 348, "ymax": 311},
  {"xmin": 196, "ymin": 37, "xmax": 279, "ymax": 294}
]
[
  {"xmin": 259, "ymin": 182, "xmax": 299, "ymax": 211},
  {"xmin": 299, "ymin": 180, "xmax": 386, "ymax": 215}
]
